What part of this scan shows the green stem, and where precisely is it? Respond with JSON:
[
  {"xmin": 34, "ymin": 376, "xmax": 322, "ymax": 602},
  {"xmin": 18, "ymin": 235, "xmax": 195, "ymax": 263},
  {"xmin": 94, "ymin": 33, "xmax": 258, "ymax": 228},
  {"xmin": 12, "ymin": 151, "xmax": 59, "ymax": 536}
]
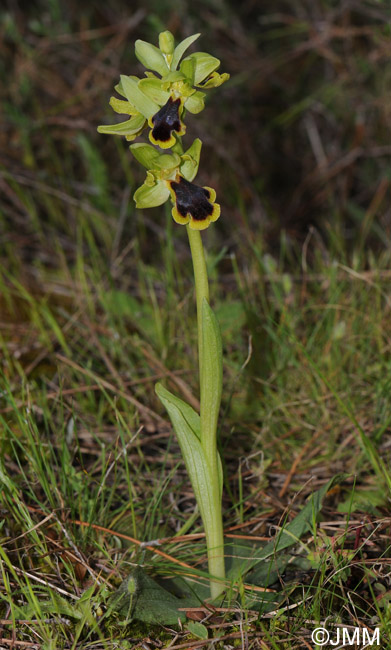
[
  {"xmin": 187, "ymin": 227, "xmax": 209, "ymax": 380},
  {"xmin": 186, "ymin": 226, "xmax": 225, "ymax": 600}
]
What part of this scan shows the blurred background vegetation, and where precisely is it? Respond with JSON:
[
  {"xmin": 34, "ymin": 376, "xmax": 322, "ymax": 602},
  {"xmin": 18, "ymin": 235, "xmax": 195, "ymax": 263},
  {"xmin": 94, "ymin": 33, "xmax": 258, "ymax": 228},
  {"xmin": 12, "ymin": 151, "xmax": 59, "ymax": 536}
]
[{"xmin": 2, "ymin": 0, "xmax": 390, "ymax": 265}]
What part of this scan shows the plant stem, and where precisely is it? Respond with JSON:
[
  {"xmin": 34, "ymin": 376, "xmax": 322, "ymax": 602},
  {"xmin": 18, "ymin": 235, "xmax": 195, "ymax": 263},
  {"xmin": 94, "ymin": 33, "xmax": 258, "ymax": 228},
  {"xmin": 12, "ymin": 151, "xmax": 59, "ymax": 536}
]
[
  {"xmin": 186, "ymin": 226, "xmax": 225, "ymax": 599},
  {"xmin": 187, "ymin": 227, "xmax": 209, "ymax": 380}
]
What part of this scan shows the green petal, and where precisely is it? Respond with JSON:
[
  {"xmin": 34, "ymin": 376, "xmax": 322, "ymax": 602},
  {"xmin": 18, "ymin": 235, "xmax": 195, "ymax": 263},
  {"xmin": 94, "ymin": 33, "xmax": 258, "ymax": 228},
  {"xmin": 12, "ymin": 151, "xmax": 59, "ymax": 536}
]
[
  {"xmin": 170, "ymin": 33, "xmax": 201, "ymax": 71},
  {"xmin": 199, "ymin": 71, "xmax": 230, "ymax": 88},
  {"xmin": 135, "ymin": 39, "xmax": 169, "ymax": 77},
  {"xmin": 184, "ymin": 91, "xmax": 205, "ymax": 114},
  {"xmin": 134, "ymin": 179, "xmax": 170, "ymax": 209},
  {"xmin": 138, "ymin": 78, "xmax": 170, "ymax": 105},
  {"xmin": 109, "ymin": 96, "xmax": 137, "ymax": 115},
  {"xmin": 97, "ymin": 113, "xmax": 145, "ymax": 136},
  {"xmin": 120, "ymin": 75, "xmax": 160, "ymax": 120},
  {"xmin": 183, "ymin": 52, "xmax": 220, "ymax": 84},
  {"xmin": 180, "ymin": 138, "xmax": 202, "ymax": 181}
]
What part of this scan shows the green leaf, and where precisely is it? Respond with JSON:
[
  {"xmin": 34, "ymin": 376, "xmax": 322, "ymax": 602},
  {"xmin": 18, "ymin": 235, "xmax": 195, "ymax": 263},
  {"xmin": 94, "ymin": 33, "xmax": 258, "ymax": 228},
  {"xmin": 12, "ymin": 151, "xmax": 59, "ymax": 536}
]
[
  {"xmin": 108, "ymin": 567, "xmax": 186, "ymax": 625},
  {"xmin": 246, "ymin": 474, "xmax": 346, "ymax": 574},
  {"xmin": 135, "ymin": 39, "xmax": 169, "ymax": 77},
  {"xmin": 138, "ymin": 78, "xmax": 171, "ymax": 105},
  {"xmin": 200, "ymin": 299, "xmax": 223, "ymax": 452},
  {"xmin": 155, "ymin": 383, "xmax": 220, "ymax": 527},
  {"xmin": 187, "ymin": 621, "xmax": 209, "ymax": 639},
  {"xmin": 156, "ymin": 382, "xmax": 201, "ymax": 439},
  {"xmin": 120, "ymin": 75, "xmax": 160, "ymax": 119},
  {"xmin": 261, "ymin": 475, "xmax": 344, "ymax": 558},
  {"xmin": 97, "ymin": 113, "xmax": 145, "ymax": 136},
  {"xmin": 180, "ymin": 138, "xmax": 202, "ymax": 182},
  {"xmin": 171, "ymin": 33, "xmax": 201, "ymax": 71},
  {"xmin": 133, "ymin": 179, "xmax": 169, "ymax": 209},
  {"xmin": 183, "ymin": 52, "xmax": 220, "ymax": 85}
]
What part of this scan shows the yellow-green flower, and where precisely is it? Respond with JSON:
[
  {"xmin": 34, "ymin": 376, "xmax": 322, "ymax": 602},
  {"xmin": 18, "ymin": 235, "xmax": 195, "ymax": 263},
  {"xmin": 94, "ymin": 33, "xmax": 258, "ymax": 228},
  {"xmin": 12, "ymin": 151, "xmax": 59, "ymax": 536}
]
[
  {"xmin": 167, "ymin": 175, "xmax": 220, "ymax": 230},
  {"xmin": 130, "ymin": 138, "xmax": 220, "ymax": 230},
  {"xmin": 131, "ymin": 138, "xmax": 201, "ymax": 209},
  {"xmin": 98, "ymin": 32, "xmax": 229, "ymax": 149}
]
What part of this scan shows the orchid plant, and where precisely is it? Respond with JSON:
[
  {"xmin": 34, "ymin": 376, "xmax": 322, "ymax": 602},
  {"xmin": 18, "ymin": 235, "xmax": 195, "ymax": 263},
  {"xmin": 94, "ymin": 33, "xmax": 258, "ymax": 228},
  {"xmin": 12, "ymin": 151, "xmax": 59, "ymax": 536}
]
[{"xmin": 98, "ymin": 31, "xmax": 229, "ymax": 600}]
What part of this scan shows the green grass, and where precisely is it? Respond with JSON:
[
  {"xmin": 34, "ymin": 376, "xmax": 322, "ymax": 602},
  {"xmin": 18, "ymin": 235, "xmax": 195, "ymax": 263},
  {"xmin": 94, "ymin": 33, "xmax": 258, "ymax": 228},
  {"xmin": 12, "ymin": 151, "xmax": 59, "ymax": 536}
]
[
  {"xmin": 2, "ymin": 204, "xmax": 391, "ymax": 646},
  {"xmin": 2, "ymin": 1, "xmax": 391, "ymax": 647}
]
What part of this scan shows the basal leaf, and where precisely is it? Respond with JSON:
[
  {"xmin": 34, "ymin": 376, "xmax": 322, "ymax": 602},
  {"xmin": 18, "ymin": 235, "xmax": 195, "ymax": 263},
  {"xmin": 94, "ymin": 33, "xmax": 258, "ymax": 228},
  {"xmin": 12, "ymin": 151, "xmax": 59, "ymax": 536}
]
[
  {"xmin": 108, "ymin": 567, "xmax": 186, "ymax": 625},
  {"xmin": 156, "ymin": 382, "xmax": 200, "ymax": 438},
  {"xmin": 241, "ymin": 474, "xmax": 346, "ymax": 575},
  {"xmin": 155, "ymin": 383, "xmax": 220, "ymax": 529}
]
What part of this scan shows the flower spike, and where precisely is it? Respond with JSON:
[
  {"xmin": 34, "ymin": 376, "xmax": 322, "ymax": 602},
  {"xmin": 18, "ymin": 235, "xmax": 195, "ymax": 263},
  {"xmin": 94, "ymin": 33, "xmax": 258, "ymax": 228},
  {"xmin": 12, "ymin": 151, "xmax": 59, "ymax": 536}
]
[
  {"xmin": 148, "ymin": 96, "xmax": 186, "ymax": 149},
  {"xmin": 167, "ymin": 174, "xmax": 220, "ymax": 230},
  {"xmin": 98, "ymin": 31, "xmax": 229, "ymax": 150}
]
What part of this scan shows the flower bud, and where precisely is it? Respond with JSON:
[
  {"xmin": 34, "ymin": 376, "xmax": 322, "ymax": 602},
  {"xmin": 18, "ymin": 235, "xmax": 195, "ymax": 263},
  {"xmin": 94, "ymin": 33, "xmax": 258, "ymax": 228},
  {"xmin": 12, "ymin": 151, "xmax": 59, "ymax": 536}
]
[{"xmin": 159, "ymin": 31, "xmax": 175, "ymax": 55}]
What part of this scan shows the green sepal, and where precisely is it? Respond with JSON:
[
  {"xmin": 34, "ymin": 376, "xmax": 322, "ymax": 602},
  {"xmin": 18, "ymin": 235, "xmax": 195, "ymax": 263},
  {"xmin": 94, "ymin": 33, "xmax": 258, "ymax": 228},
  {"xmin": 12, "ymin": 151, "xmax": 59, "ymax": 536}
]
[
  {"xmin": 109, "ymin": 96, "xmax": 137, "ymax": 115},
  {"xmin": 184, "ymin": 91, "xmax": 206, "ymax": 115},
  {"xmin": 161, "ymin": 70, "xmax": 186, "ymax": 83},
  {"xmin": 97, "ymin": 113, "xmax": 145, "ymax": 136},
  {"xmin": 135, "ymin": 39, "xmax": 169, "ymax": 77},
  {"xmin": 133, "ymin": 177, "xmax": 169, "ymax": 208},
  {"xmin": 115, "ymin": 75, "xmax": 139, "ymax": 98},
  {"xmin": 180, "ymin": 57, "xmax": 196, "ymax": 84},
  {"xmin": 130, "ymin": 143, "xmax": 162, "ymax": 169},
  {"xmin": 200, "ymin": 299, "xmax": 223, "ymax": 454},
  {"xmin": 154, "ymin": 153, "xmax": 182, "ymax": 171},
  {"xmin": 114, "ymin": 83, "xmax": 126, "ymax": 98},
  {"xmin": 179, "ymin": 138, "xmax": 202, "ymax": 182},
  {"xmin": 183, "ymin": 52, "xmax": 220, "ymax": 85},
  {"xmin": 138, "ymin": 78, "xmax": 171, "ymax": 105},
  {"xmin": 120, "ymin": 75, "xmax": 160, "ymax": 119},
  {"xmin": 170, "ymin": 33, "xmax": 201, "ymax": 71},
  {"xmin": 130, "ymin": 143, "xmax": 181, "ymax": 171},
  {"xmin": 155, "ymin": 383, "xmax": 223, "ymax": 519}
]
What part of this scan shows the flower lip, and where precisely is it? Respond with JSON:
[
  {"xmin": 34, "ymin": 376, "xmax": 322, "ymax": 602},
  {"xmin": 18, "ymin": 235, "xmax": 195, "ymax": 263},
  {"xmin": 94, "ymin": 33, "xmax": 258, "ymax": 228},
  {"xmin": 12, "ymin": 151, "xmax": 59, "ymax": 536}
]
[
  {"xmin": 167, "ymin": 175, "xmax": 220, "ymax": 230},
  {"xmin": 148, "ymin": 96, "xmax": 185, "ymax": 148}
]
